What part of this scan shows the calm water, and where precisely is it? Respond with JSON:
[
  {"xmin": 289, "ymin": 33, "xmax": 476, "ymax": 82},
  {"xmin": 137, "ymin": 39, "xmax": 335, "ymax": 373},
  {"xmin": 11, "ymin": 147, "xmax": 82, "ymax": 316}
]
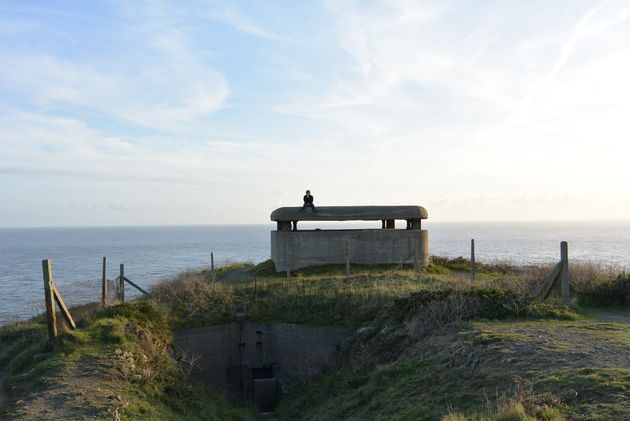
[{"xmin": 1, "ymin": 221, "xmax": 630, "ymax": 325}]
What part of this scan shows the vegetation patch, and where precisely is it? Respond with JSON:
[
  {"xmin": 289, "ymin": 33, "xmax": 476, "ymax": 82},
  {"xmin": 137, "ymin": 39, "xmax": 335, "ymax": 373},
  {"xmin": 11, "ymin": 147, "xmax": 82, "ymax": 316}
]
[
  {"xmin": 576, "ymin": 273, "xmax": 630, "ymax": 307},
  {"xmin": 2, "ymin": 257, "xmax": 628, "ymax": 420},
  {"xmin": 0, "ymin": 300, "xmax": 259, "ymax": 420}
]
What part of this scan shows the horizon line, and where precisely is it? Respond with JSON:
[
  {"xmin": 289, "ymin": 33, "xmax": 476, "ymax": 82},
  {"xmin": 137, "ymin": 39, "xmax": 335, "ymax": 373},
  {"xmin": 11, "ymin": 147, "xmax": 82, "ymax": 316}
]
[{"xmin": 3, "ymin": 218, "xmax": 630, "ymax": 229}]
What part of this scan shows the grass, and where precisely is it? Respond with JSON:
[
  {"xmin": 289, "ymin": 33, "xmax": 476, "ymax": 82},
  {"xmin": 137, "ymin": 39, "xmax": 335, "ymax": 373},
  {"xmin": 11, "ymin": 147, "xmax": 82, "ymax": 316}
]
[
  {"xmin": 2, "ymin": 255, "xmax": 629, "ymax": 420},
  {"xmin": 275, "ymin": 315, "xmax": 630, "ymax": 420},
  {"xmin": 151, "ymin": 257, "xmax": 580, "ymax": 330},
  {"xmin": 576, "ymin": 273, "xmax": 630, "ymax": 307},
  {"xmin": 248, "ymin": 258, "xmax": 453, "ymax": 277},
  {"xmin": 0, "ymin": 300, "xmax": 260, "ymax": 420}
]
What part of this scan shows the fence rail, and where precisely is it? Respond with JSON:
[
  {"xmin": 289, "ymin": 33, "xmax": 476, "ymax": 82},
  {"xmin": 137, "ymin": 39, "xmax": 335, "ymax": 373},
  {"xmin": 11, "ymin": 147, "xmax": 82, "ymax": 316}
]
[
  {"xmin": 530, "ymin": 241, "xmax": 570, "ymax": 305},
  {"xmin": 42, "ymin": 259, "xmax": 77, "ymax": 341}
]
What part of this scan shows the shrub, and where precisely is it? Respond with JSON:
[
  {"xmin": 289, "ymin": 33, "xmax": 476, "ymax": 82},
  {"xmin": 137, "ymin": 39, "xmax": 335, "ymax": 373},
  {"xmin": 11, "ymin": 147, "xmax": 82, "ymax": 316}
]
[
  {"xmin": 576, "ymin": 273, "xmax": 630, "ymax": 307},
  {"xmin": 404, "ymin": 286, "xmax": 577, "ymax": 341},
  {"xmin": 149, "ymin": 271, "xmax": 237, "ymax": 321}
]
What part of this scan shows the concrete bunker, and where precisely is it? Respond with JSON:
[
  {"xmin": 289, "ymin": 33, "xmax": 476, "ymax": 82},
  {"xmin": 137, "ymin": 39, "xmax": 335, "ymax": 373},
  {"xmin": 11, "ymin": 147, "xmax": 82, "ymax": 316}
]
[
  {"xmin": 270, "ymin": 205, "xmax": 429, "ymax": 271},
  {"xmin": 172, "ymin": 321, "xmax": 348, "ymax": 412}
]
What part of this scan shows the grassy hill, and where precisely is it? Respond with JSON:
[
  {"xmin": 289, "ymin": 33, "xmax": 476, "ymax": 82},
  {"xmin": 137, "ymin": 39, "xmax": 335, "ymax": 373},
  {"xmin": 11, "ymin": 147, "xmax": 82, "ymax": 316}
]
[{"xmin": 1, "ymin": 257, "xmax": 629, "ymax": 420}]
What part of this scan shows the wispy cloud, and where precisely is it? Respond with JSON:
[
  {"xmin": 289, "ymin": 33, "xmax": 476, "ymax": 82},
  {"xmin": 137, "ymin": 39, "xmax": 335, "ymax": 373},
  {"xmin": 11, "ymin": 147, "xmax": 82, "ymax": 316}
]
[
  {"xmin": 0, "ymin": 0, "xmax": 229, "ymax": 132},
  {"xmin": 2, "ymin": 0, "xmax": 630, "ymax": 225}
]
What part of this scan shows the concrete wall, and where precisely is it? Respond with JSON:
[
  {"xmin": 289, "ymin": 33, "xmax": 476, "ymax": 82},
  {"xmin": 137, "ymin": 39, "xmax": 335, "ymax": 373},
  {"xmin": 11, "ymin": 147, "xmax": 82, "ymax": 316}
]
[
  {"xmin": 172, "ymin": 323, "xmax": 348, "ymax": 403},
  {"xmin": 271, "ymin": 229, "xmax": 429, "ymax": 271}
]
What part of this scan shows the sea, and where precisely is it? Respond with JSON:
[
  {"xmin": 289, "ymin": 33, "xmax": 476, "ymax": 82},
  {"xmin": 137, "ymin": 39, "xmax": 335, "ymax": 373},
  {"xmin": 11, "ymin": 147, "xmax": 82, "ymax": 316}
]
[{"xmin": 1, "ymin": 221, "xmax": 630, "ymax": 326}]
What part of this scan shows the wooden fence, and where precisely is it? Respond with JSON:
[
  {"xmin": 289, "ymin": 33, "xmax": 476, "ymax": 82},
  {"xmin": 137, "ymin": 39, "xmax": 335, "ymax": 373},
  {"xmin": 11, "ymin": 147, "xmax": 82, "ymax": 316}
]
[
  {"xmin": 42, "ymin": 258, "xmax": 149, "ymax": 341},
  {"xmin": 100, "ymin": 257, "xmax": 148, "ymax": 305},
  {"xmin": 42, "ymin": 259, "xmax": 77, "ymax": 341},
  {"xmin": 531, "ymin": 241, "xmax": 570, "ymax": 305}
]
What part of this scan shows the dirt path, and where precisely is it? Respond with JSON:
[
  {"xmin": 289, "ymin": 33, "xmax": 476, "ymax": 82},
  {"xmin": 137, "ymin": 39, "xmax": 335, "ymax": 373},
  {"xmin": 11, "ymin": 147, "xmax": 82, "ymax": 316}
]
[
  {"xmin": 221, "ymin": 267, "xmax": 254, "ymax": 282},
  {"xmin": 592, "ymin": 308, "xmax": 630, "ymax": 324},
  {"xmin": 7, "ymin": 353, "xmax": 121, "ymax": 420}
]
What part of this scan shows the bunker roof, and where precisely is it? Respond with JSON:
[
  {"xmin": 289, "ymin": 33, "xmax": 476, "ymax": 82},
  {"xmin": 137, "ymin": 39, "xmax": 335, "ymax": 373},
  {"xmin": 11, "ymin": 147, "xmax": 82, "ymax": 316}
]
[{"xmin": 270, "ymin": 205, "xmax": 428, "ymax": 222}]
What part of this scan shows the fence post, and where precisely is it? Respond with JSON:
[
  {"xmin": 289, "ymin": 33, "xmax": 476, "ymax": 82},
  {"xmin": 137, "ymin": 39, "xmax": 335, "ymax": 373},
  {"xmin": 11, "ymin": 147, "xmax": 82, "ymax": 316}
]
[
  {"xmin": 345, "ymin": 241, "xmax": 350, "ymax": 278},
  {"xmin": 211, "ymin": 252, "xmax": 215, "ymax": 283},
  {"xmin": 414, "ymin": 237, "xmax": 420, "ymax": 274},
  {"xmin": 561, "ymin": 241, "xmax": 570, "ymax": 305},
  {"xmin": 285, "ymin": 242, "xmax": 291, "ymax": 282},
  {"xmin": 471, "ymin": 239, "xmax": 476, "ymax": 282},
  {"xmin": 102, "ymin": 257, "xmax": 107, "ymax": 305},
  {"xmin": 119, "ymin": 264, "xmax": 125, "ymax": 303},
  {"xmin": 42, "ymin": 259, "xmax": 58, "ymax": 340}
]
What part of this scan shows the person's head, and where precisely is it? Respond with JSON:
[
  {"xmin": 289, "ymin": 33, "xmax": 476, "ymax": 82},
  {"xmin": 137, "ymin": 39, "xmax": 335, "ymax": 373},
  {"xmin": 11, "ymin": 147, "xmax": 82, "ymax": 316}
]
[{"xmin": 306, "ymin": 190, "xmax": 311, "ymax": 195}]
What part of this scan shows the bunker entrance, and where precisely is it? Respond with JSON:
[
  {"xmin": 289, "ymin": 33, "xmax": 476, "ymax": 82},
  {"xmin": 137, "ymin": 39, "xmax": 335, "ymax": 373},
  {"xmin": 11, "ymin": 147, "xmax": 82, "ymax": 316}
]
[
  {"xmin": 252, "ymin": 366, "xmax": 280, "ymax": 412},
  {"xmin": 173, "ymin": 322, "xmax": 348, "ymax": 413}
]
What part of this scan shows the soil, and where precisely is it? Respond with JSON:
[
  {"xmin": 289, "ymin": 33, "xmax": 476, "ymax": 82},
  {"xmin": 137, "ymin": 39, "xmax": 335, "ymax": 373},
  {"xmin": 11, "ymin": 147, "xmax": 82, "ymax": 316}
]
[
  {"xmin": 4, "ymin": 352, "xmax": 122, "ymax": 421},
  {"xmin": 591, "ymin": 308, "xmax": 630, "ymax": 324}
]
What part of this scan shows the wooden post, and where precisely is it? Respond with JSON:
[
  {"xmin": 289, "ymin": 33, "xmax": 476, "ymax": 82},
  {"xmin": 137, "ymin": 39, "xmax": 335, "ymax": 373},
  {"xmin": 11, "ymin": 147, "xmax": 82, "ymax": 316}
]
[
  {"xmin": 345, "ymin": 241, "xmax": 350, "ymax": 278},
  {"xmin": 102, "ymin": 257, "xmax": 107, "ymax": 305},
  {"xmin": 414, "ymin": 237, "xmax": 420, "ymax": 274},
  {"xmin": 210, "ymin": 252, "xmax": 215, "ymax": 283},
  {"xmin": 254, "ymin": 277, "xmax": 258, "ymax": 300},
  {"xmin": 119, "ymin": 264, "xmax": 125, "ymax": 303},
  {"xmin": 561, "ymin": 241, "xmax": 570, "ymax": 305},
  {"xmin": 42, "ymin": 259, "xmax": 58, "ymax": 340},
  {"xmin": 285, "ymin": 242, "xmax": 291, "ymax": 282},
  {"xmin": 471, "ymin": 239, "xmax": 476, "ymax": 282}
]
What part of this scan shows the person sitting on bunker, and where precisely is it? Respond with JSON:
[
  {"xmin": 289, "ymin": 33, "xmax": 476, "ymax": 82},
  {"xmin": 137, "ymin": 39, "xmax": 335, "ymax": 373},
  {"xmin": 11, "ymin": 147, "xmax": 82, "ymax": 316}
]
[{"xmin": 301, "ymin": 190, "xmax": 316, "ymax": 212}]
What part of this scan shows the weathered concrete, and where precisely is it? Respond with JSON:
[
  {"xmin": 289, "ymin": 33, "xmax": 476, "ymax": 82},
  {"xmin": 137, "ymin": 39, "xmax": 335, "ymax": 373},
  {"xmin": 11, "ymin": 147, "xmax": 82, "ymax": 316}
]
[
  {"xmin": 172, "ymin": 323, "xmax": 348, "ymax": 409},
  {"xmin": 270, "ymin": 205, "xmax": 430, "ymax": 271},
  {"xmin": 271, "ymin": 229, "xmax": 429, "ymax": 271},
  {"xmin": 271, "ymin": 205, "xmax": 428, "ymax": 222}
]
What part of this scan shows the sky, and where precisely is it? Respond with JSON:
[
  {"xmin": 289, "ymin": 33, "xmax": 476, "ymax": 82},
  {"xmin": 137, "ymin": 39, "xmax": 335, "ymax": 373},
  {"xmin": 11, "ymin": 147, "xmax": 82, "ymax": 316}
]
[{"xmin": 1, "ymin": 0, "xmax": 630, "ymax": 227}]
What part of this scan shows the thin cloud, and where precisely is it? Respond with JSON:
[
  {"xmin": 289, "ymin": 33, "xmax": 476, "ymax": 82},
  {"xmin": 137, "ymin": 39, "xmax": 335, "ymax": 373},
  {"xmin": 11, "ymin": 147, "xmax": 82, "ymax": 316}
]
[{"xmin": 0, "ymin": 1, "xmax": 229, "ymax": 133}]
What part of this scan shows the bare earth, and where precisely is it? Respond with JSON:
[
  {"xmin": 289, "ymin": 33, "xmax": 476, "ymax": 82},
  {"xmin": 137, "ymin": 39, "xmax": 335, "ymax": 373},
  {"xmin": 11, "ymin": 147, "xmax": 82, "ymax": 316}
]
[{"xmin": 2, "ymin": 352, "xmax": 123, "ymax": 421}]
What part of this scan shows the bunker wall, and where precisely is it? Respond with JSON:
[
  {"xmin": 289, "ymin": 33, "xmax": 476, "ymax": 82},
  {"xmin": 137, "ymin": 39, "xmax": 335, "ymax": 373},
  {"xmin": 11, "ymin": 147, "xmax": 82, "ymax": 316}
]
[
  {"xmin": 271, "ymin": 229, "xmax": 429, "ymax": 271},
  {"xmin": 172, "ymin": 323, "xmax": 347, "ymax": 400}
]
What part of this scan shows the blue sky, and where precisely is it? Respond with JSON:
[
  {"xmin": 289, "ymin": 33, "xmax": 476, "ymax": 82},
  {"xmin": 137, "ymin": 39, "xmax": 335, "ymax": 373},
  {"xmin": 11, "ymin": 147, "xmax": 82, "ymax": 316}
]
[{"xmin": 1, "ymin": 0, "xmax": 629, "ymax": 227}]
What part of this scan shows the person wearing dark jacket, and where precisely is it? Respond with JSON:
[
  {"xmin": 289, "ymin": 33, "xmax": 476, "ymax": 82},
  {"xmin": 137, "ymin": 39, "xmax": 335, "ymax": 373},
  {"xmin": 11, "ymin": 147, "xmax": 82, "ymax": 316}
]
[{"xmin": 301, "ymin": 190, "xmax": 316, "ymax": 212}]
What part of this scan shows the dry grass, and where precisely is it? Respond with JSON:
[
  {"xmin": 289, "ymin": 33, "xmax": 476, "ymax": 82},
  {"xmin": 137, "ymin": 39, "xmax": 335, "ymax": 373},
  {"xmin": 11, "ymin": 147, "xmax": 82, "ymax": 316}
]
[
  {"xmin": 405, "ymin": 292, "xmax": 482, "ymax": 340},
  {"xmin": 149, "ymin": 271, "xmax": 237, "ymax": 319},
  {"xmin": 443, "ymin": 398, "xmax": 566, "ymax": 421}
]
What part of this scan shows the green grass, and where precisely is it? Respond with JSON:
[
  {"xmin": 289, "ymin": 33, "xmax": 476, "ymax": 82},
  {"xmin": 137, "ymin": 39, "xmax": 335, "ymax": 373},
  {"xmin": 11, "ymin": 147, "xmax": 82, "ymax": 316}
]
[
  {"xmin": 2, "ymin": 257, "xmax": 627, "ymax": 420},
  {"xmin": 276, "ymin": 317, "xmax": 629, "ymax": 421},
  {"xmin": 248, "ymin": 259, "xmax": 453, "ymax": 277},
  {"xmin": 0, "ymin": 301, "xmax": 260, "ymax": 421},
  {"xmin": 537, "ymin": 367, "xmax": 630, "ymax": 420}
]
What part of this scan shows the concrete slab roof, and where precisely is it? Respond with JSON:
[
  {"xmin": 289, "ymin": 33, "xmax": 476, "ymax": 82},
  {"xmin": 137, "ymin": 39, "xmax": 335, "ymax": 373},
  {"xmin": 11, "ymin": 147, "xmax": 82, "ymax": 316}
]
[{"xmin": 270, "ymin": 205, "xmax": 428, "ymax": 221}]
